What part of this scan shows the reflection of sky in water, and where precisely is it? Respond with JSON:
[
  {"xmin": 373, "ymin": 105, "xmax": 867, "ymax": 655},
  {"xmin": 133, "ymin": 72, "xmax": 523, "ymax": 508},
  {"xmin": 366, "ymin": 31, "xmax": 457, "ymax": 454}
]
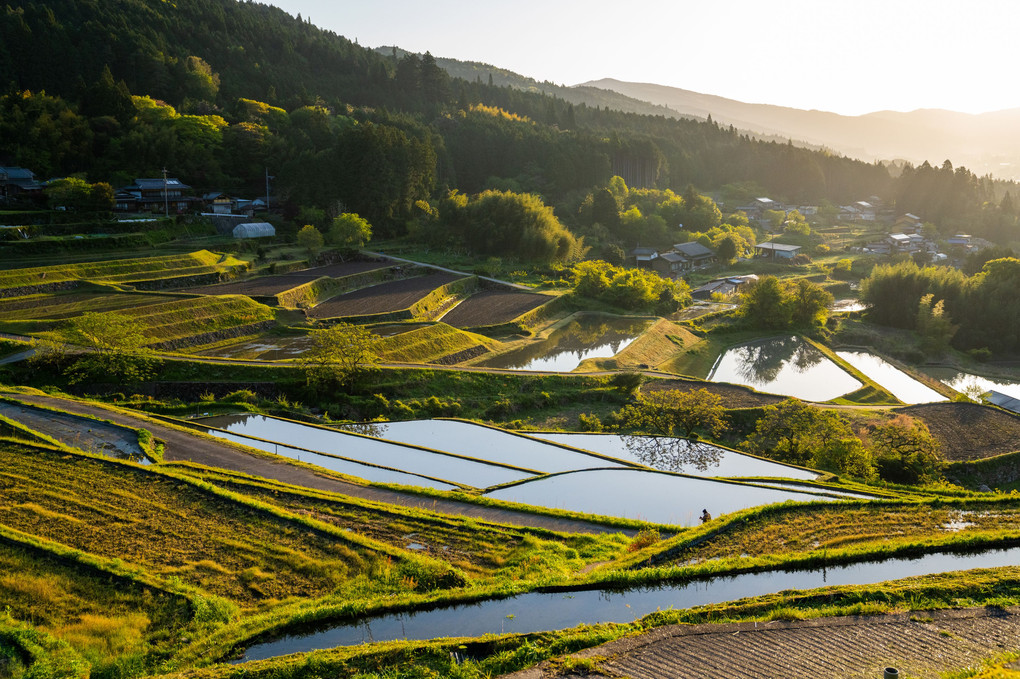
[
  {"xmin": 237, "ymin": 544, "xmax": 1020, "ymax": 661},
  {"xmin": 344, "ymin": 419, "xmax": 627, "ymax": 473},
  {"xmin": 709, "ymin": 336, "xmax": 861, "ymax": 401},
  {"xmin": 200, "ymin": 428, "xmax": 458, "ymax": 490},
  {"xmin": 479, "ymin": 316, "xmax": 650, "ymax": 372},
  {"xmin": 925, "ymin": 368, "xmax": 1020, "ymax": 400},
  {"xmin": 828, "ymin": 299, "xmax": 868, "ymax": 312},
  {"xmin": 197, "ymin": 414, "xmax": 533, "ymax": 488},
  {"xmin": 531, "ymin": 433, "xmax": 818, "ymax": 479},
  {"xmin": 835, "ymin": 351, "xmax": 947, "ymax": 404},
  {"xmin": 485, "ymin": 468, "xmax": 842, "ymax": 525}
]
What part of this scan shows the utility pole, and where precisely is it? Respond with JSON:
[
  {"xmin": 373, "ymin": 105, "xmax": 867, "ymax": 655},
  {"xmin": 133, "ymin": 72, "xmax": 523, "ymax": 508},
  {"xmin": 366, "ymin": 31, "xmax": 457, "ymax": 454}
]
[
  {"xmin": 265, "ymin": 167, "xmax": 273, "ymax": 214},
  {"xmin": 162, "ymin": 167, "xmax": 169, "ymax": 217}
]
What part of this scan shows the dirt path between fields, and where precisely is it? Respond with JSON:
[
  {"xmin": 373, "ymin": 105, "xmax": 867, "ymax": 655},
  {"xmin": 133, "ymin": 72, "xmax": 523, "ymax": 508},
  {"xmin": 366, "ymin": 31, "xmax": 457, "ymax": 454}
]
[
  {"xmin": 4, "ymin": 393, "xmax": 634, "ymax": 537},
  {"xmin": 503, "ymin": 606, "xmax": 1020, "ymax": 679}
]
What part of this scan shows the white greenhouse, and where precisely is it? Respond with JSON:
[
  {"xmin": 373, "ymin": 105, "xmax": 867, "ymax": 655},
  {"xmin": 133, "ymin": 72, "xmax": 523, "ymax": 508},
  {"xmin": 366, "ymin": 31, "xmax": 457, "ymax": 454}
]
[{"xmin": 232, "ymin": 222, "xmax": 275, "ymax": 239}]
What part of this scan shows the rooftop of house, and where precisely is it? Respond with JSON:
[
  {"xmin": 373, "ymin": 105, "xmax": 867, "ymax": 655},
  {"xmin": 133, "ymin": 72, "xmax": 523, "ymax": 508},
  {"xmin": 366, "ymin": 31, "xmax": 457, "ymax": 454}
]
[
  {"xmin": 128, "ymin": 178, "xmax": 191, "ymax": 191},
  {"xmin": 756, "ymin": 242, "xmax": 801, "ymax": 252},
  {"xmin": 672, "ymin": 241, "xmax": 715, "ymax": 258}
]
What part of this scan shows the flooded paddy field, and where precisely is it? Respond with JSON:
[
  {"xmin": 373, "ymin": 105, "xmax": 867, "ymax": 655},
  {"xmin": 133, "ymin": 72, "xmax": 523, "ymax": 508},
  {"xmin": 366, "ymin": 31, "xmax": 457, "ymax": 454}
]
[
  {"xmin": 836, "ymin": 350, "xmax": 947, "ymax": 403},
  {"xmin": 235, "ymin": 544, "xmax": 1020, "ymax": 661},
  {"xmin": 477, "ymin": 315, "xmax": 651, "ymax": 372},
  {"xmin": 708, "ymin": 336, "xmax": 861, "ymax": 401}
]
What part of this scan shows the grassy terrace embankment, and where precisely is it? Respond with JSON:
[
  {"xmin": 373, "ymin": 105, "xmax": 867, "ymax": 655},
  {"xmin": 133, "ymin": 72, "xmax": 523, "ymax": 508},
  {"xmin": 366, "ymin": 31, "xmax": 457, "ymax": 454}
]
[
  {"xmin": 169, "ymin": 466, "xmax": 628, "ymax": 582},
  {"xmin": 0, "ymin": 290, "xmax": 181, "ymax": 321},
  {"xmin": 0, "ymin": 251, "xmax": 247, "ymax": 292},
  {"xmin": 0, "ymin": 440, "xmax": 459, "ymax": 605},
  {"xmin": 374, "ymin": 323, "xmax": 501, "ymax": 364}
]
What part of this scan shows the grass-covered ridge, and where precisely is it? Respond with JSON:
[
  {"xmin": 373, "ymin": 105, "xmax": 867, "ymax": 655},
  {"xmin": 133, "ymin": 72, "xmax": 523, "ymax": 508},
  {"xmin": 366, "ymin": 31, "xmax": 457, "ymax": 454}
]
[
  {"xmin": 373, "ymin": 323, "xmax": 501, "ymax": 364},
  {"xmin": 0, "ymin": 439, "xmax": 461, "ymax": 606},
  {"xmin": 0, "ymin": 251, "xmax": 247, "ymax": 290}
]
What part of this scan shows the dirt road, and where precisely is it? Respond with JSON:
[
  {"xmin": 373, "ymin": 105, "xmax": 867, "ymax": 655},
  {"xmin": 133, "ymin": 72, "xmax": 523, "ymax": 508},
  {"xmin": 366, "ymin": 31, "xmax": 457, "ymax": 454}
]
[
  {"xmin": 5, "ymin": 393, "xmax": 634, "ymax": 536},
  {"xmin": 503, "ymin": 607, "xmax": 1020, "ymax": 679}
]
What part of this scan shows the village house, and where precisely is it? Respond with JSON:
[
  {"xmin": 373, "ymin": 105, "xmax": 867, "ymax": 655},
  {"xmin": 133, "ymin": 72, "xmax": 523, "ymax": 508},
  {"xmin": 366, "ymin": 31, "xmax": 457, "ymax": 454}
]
[
  {"xmin": 628, "ymin": 246, "xmax": 658, "ymax": 269},
  {"xmin": 691, "ymin": 274, "xmax": 758, "ymax": 300},
  {"xmin": 840, "ymin": 201, "xmax": 877, "ymax": 222},
  {"xmin": 201, "ymin": 192, "xmax": 256, "ymax": 217},
  {"xmin": 643, "ymin": 242, "xmax": 717, "ymax": 278},
  {"xmin": 736, "ymin": 197, "xmax": 786, "ymax": 228},
  {"xmin": 895, "ymin": 213, "xmax": 924, "ymax": 233},
  {"xmin": 114, "ymin": 177, "xmax": 194, "ymax": 214},
  {"xmin": 0, "ymin": 166, "xmax": 44, "ymax": 203},
  {"xmin": 755, "ymin": 242, "xmax": 802, "ymax": 260}
]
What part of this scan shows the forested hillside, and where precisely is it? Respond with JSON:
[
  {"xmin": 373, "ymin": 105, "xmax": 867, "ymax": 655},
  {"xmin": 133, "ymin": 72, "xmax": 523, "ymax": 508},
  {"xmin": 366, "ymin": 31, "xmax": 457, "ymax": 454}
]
[{"xmin": 1, "ymin": 0, "xmax": 1017, "ymax": 243}]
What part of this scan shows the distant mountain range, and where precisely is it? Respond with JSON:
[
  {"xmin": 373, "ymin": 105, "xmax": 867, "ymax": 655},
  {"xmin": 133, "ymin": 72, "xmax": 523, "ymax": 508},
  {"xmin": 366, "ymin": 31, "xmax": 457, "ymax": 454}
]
[
  {"xmin": 579, "ymin": 79, "xmax": 1020, "ymax": 181},
  {"xmin": 380, "ymin": 47, "xmax": 1020, "ymax": 181}
]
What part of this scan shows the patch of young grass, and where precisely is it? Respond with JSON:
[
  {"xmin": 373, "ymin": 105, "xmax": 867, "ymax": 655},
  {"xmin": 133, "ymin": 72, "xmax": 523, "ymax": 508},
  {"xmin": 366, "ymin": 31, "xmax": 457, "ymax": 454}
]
[
  {"xmin": 374, "ymin": 323, "xmax": 501, "ymax": 364},
  {"xmin": 0, "ymin": 440, "xmax": 456, "ymax": 606},
  {"xmin": 170, "ymin": 466, "xmax": 630, "ymax": 583}
]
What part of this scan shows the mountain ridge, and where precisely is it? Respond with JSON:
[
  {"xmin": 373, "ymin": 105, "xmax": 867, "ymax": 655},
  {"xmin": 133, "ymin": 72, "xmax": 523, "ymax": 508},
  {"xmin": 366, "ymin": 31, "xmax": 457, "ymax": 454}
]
[{"xmin": 578, "ymin": 78, "xmax": 1020, "ymax": 180}]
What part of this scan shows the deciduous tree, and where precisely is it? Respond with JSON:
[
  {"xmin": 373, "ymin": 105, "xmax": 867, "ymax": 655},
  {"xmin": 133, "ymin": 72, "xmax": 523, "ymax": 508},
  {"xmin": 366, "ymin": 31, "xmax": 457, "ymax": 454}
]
[
  {"xmin": 60, "ymin": 312, "xmax": 155, "ymax": 384},
  {"xmin": 328, "ymin": 212, "xmax": 372, "ymax": 249},
  {"xmin": 300, "ymin": 322, "xmax": 380, "ymax": 391},
  {"xmin": 297, "ymin": 224, "xmax": 324, "ymax": 256}
]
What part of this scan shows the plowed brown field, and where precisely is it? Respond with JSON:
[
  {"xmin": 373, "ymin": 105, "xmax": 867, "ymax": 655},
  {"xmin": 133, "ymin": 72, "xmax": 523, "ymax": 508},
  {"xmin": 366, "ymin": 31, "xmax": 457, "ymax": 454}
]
[
  {"xmin": 191, "ymin": 260, "xmax": 391, "ymax": 297},
  {"xmin": 441, "ymin": 290, "xmax": 550, "ymax": 328},
  {"xmin": 308, "ymin": 273, "xmax": 463, "ymax": 319},
  {"xmin": 505, "ymin": 607, "xmax": 1020, "ymax": 679}
]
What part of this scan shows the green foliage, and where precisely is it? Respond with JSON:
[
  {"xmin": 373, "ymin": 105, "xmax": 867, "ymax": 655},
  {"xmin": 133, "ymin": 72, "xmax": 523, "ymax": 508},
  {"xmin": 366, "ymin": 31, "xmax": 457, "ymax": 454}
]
[
  {"xmin": 296, "ymin": 224, "xmax": 324, "ymax": 256},
  {"xmin": 916, "ymin": 294, "xmax": 957, "ymax": 355},
  {"xmin": 60, "ymin": 311, "xmax": 156, "ymax": 384},
  {"xmin": 865, "ymin": 415, "xmax": 945, "ymax": 485},
  {"xmin": 436, "ymin": 190, "xmax": 584, "ymax": 263},
  {"xmin": 0, "ymin": 613, "xmax": 89, "ymax": 679},
  {"xmin": 737, "ymin": 276, "xmax": 832, "ymax": 329},
  {"xmin": 745, "ymin": 399, "xmax": 853, "ymax": 466},
  {"xmin": 44, "ymin": 177, "xmax": 114, "ymax": 212},
  {"xmin": 328, "ymin": 213, "xmax": 373, "ymax": 249},
  {"xmin": 571, "ymin": 261, "xmax": 690, "ymax": 314},
  {"xmin": 737, "ymin": 276, "xmax": 792, "ymax": 329},
  {"xmin": 300, "ymin": 322, "xmax": 380, "ymax": 391},
  {"xmin": 625, "ymin": 388, "xmax": 728, "ymax": 439},
  {"xmin": 813, "ymin": 437, "xmax": 876, "ymax": 481},
  {"xmin": 577, "ymin": 413, "xmax": 603, "ymax": 432},
  {"xmin": 678, "ymin": 184, "xmax": 722, "ymax": 231},
  {"xmin": 861, "ymin": 257, "xmax": 1020, "ymax": 354}
]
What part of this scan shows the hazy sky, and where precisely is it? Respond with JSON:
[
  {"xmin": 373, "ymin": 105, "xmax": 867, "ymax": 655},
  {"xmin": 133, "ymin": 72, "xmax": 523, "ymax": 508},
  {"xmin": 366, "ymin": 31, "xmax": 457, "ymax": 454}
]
[{"xmin": 267, "ymin": 0, "xmax": 1018, "ymax": 116}]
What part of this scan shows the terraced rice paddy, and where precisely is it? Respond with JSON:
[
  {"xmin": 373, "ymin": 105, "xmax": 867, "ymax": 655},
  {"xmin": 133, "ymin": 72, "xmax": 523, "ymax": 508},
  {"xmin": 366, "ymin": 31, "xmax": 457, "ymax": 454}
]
[
  {"xmin": 530, "ymin": 432, "xmax": 819, "ymax": 479},
  {"xmin": 198, "ymin": 414, "xmax": 536, "ymax": 488},
  {"xmin": 0, "ymin": 250, "xmax": 245, "ymax": 290},
  {"xmin": 0, "ymin": 292, "xmax": 180, "ymax": 321},
  {"xmin": 0, "ymin": 534, "xmax": 192, "ymax": 667},
  {"xmin": 117, "ymin": 296, "xmax": 276, "ymax": 346},
  {"xmin": 440, "ymin": 289, "xmax": 550, "ymax": 328},
  {"xmin": 189, "ymin": 260, "xmax": 390, "ymax": 297},
  {"xmin": 183, "ymin": 470, "xmax": 618, "ymax": 579},
  {"xmin": 307, "ymin": 273, "xmax": 462, "ymax": 319},
  {"xmin": 0, "ymin": 441, "xmax": 391, "ymax": 603},
  {"xmin": 485, "ymin": 468, "xmax": 849, "ymax": 525},
  {"xmin": 664, "ymin": 502, "xmax": 1020, "ymax": 562}
]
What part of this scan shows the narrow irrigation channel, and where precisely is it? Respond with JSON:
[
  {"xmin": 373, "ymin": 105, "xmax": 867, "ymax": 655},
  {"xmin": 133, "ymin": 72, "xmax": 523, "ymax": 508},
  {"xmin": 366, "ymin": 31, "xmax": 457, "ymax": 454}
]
[{"xmin": 234, "ymin": 544, "xmax": 1020, "ymax": 663}]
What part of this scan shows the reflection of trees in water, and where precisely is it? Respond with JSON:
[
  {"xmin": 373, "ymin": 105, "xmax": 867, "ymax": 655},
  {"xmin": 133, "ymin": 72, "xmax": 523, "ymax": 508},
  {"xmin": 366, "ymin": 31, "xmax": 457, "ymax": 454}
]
[
  {"xmin": 733, "ymin": 337, "xmax": 823, "ymax": 384},
  {"xmin": 335, "ymin": 422, "xmax": 385, "ymax": 438},
  {"xmin": 624, "ymin": 435, "xmax": 724, "ymax": 473},
  {"xmin": 484, "ymin": 317, "xmax": 650, "ymax": 369}
]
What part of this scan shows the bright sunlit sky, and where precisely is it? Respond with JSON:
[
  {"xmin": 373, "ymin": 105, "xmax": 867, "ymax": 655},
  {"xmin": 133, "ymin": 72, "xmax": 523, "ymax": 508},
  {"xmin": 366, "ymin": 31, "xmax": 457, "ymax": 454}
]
[{"xmin": 267, "ymin": 0, "xmax": 1019, "ymax": 116}]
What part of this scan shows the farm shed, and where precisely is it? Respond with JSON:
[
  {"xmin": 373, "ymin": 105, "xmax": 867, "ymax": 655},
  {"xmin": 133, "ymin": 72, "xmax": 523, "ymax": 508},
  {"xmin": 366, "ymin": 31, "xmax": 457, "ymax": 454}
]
[{"xmin": 233, "ymin": 222, "xmax": 275, "ymax": 239}]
